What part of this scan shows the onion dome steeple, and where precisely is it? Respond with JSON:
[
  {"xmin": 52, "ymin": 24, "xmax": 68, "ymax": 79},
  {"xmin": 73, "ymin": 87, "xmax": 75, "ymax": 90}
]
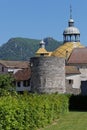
[{"xmin": 63, "ymin": 6, "xmax": 80, "ymax": 43}]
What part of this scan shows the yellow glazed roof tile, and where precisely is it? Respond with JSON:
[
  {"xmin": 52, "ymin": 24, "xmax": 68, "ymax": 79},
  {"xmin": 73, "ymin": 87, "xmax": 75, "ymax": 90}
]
[
  {"xmin": 36, "ymin": 48, "xmax": 52, "ymax": 56},
  {"xmin": 48, "ymin": 52, "xmax": 52, "ymax": 56},
  {"xmin": 36, "ymin": 48, "xmax": 49, "ymax": 54},
  {"xmin": 51, "ymin": 42, "xmax": 84, "ymax": 58}
]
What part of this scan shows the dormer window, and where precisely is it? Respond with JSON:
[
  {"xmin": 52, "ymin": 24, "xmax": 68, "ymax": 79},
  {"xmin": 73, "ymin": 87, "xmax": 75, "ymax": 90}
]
[{"xmin": 40, "ymin": 54, "xmax": 44, "ymax": 56}]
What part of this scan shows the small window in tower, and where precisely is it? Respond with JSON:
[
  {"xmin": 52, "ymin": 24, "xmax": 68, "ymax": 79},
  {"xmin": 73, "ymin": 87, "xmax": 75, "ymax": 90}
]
[
  {"xmin": 69, "ymin": 80, "xmax": 73, "ymax": 84},
  {"xmin": 40, "ymin": 54, "xmax": 44, "ymax": 56}
]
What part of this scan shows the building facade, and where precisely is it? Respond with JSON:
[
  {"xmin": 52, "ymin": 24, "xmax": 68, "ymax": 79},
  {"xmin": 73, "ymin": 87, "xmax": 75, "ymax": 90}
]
[{"xmin": 0, "ymin": 60, "xmax": 31, "ymax": 92}]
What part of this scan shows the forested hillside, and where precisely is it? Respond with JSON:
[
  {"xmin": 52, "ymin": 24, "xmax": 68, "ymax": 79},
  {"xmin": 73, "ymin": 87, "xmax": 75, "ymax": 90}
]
[{"xmin": 0, "ymin": 37, "xmax": 62, "ymax": 61}]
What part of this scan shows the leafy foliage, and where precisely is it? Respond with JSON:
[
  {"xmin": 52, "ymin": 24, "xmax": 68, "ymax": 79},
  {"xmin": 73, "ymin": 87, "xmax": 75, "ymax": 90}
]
[
  {"xmin": 0, "ymin": 74, "xmax": 15, "ymax": 96},
  {"xmin": 0, "ymin": 37, "xmax": 62, "ymax": 61},
  {"xmin": 0, "ymin": 94, "xmax": 69, "ymax": 130}
]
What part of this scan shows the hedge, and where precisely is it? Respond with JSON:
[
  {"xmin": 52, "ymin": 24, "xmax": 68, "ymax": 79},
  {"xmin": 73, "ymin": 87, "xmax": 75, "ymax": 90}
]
[{"xmin": 0, "ymin": 94, "xmax": 69, "ymax": 130}]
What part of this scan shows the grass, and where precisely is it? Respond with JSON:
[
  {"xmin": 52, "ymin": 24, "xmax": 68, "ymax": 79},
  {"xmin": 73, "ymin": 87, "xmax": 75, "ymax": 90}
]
[{"xmin": 40, "ymin": 112, "xmax": 87, "ymax": 130}]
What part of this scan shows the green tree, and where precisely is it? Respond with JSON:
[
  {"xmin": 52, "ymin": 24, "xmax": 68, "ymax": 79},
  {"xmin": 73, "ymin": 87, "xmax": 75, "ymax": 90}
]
[{"xmin": 0, "ymin": 74, "xmax": 15, "ymax": 96}]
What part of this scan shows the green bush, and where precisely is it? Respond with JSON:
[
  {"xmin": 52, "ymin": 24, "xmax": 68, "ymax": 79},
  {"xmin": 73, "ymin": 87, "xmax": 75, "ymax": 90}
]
[
  {"xmin": 0, "ymin": 74, "xmax": 16, "ymax": 96},
  {"xmin": 0, "ymin": 94, "xmax": 69, "ymax": 130}
]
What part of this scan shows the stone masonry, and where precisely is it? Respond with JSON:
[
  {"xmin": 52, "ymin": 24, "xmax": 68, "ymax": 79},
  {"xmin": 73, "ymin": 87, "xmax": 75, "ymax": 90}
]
[{"xmin": 30, "ymin": 57, "xmax": 66, "ymax": 94}]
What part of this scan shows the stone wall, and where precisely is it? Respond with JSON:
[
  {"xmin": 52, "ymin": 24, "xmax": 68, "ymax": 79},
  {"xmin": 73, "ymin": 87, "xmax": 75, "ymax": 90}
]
[
  {"xmin": 65, "ymin": 79, "xmax": 81, "ymax": 95},
  {"xmin": 30, "ymin": 57, "xmax": 65, "ymax": 94}
]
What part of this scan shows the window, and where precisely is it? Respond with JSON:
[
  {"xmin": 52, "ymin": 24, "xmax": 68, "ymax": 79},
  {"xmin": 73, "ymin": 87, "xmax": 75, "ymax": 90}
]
[
  {"xmin": 40, "ymin": 54, "xmax": 44, "ymax": 56},
  {"xmin": 17, "ymin": 82, "xmax": 21, "ymax": 87},
  {"xmin": 23, "ymin": 79, "xmax": 31, "ymax": 87},
  {"xmin": 28, "ymin": 79, "xmax": 31, "ymax": 86},
  {"xmin": 23, "ymin": 80, "xmax": 27, "ymax": 87},
  {"xmin": 69, "ymin": 80, "xmax": 73, "ymax": 84},
  {"xmin": 2, "ymin": 67, "xmax": 4, "ymax": 72}
]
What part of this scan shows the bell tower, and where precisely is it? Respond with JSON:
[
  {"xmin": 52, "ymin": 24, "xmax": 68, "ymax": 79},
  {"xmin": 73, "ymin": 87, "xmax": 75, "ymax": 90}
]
[{"xmin": 63, "ymin": 6, "xmax": 80, "ymax": 43}]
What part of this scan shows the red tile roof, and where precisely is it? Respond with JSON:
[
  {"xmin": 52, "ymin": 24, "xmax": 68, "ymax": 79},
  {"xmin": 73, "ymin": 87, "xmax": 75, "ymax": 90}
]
[
  {"xmin": 65, "ymin": 66, "xmax": 80, "ymax": 75},
  {"xmin": 13, "ymin": 68, "xmax": 31, "ymax": 81},
  {"xmin": 67, "ymin": 48, "xmax": 87, "ymax": 64},
  {"xmin": 0, "ymin": 60, "xmax": 29, "ymax": 68}
]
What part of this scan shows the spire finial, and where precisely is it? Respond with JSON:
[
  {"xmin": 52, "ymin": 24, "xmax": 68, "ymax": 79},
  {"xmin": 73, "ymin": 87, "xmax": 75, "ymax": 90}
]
[
  {"xmin": 70, "ymin": 5, "xmax": 72, "ymax": 19},
  {"xmin": 40, "ymin": 40, "xmax": 45, "ymax": 48}
]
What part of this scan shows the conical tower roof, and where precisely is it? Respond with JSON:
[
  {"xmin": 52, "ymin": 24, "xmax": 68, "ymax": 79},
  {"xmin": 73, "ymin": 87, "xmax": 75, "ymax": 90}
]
[{"xmin": 36, "ymin": 40, "xmax": 52, "ymax": 56}]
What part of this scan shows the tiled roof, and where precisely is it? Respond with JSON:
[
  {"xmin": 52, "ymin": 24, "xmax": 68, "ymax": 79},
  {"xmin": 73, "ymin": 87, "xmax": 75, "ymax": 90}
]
[
  {"xmin": 36, "ymin": 48, "xmax": 49, "ymax": 55},
  {"xmin": 36, "ymin": 48, "xmax": 52, "ymax": 56},
  {"xmin": 47, "ymin": 52, "xmax": 52, "ymax": 56},
  {"xmin": 51, "ymin": 42, "xmax": 84, "ymax": 58},
  {"xmin": 67, "ymin": 48, "xmax": 87, "ymax": 64},
  {"xmin": 13, "ymin": 68, "xmax": 31, "ymax": 81},
  {"xmin": 0, "ymin": 60, "xmax": 29, "ymax": 68},
  {"xmin": 65, "ymin": 66, "xmax": 80, "ymax": 75}
]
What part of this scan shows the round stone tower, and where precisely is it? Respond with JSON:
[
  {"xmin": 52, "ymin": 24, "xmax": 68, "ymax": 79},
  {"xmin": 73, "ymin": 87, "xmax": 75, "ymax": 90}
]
[{"xmin": 30, "ymin": 57, "xmax": 65, "ymax": 94}]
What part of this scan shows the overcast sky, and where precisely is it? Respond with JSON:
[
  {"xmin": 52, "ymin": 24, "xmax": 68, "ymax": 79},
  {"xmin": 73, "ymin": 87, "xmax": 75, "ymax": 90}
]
[{"xmin": 0, "ymin": 0, "xmax": 87, "ymax": 46}]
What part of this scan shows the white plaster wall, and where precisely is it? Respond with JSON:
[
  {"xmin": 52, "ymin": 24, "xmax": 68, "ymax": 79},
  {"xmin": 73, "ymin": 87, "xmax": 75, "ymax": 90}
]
[
  {"xmin": 8, "ymin": 68, "xmax": 22, "ymax": 74},
  {"xmin": 79, "ymin": 68, "xmax": 87, "ymax": 81},
  {"xmin": 66, "ymin": 74, "xmax": 81, "ymax": 88}
]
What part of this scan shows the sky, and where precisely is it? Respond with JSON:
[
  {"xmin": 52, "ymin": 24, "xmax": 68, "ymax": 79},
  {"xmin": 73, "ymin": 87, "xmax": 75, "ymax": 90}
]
[{"xmin": 0, "ymin": 0, "xmax": 87, "ymax": 46}]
